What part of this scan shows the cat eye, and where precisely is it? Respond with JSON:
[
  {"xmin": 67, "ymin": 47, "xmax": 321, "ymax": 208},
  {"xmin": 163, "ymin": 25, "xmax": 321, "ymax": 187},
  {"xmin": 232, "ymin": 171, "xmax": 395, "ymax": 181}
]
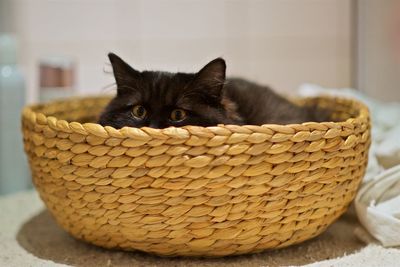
[
  {"xmin": 131, "ymin": 105, "xmax": 147, "ymax": 120},
  {"xmin": 170, "ymin": 109, "xmax": 187, "ymax": 122}
]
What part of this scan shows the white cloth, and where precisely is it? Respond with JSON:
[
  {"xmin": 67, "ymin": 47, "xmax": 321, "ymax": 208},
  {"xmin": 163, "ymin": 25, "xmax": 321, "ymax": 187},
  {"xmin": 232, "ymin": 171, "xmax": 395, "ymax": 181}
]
[
  {"xmin": 297, "ymin": 84, "xmax": 400, "ymax": 247},
  {"xmin": 355, "ymin": 165, "xmax": 400, "ymax": 247}
]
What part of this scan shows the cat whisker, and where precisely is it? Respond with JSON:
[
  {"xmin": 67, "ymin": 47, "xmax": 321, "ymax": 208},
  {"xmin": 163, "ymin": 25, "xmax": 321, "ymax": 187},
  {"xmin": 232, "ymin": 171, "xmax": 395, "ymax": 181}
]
[
  {"xmin": 103, "ymin": 63, "xmax": 113, "ymax": 74},
  {"xmin": 101, "ymin": 82, "xmax": 117, "ymax": 93},
  {"xmin": 119, "ymin": 85, "xmax": 138, "ymax": 91}
]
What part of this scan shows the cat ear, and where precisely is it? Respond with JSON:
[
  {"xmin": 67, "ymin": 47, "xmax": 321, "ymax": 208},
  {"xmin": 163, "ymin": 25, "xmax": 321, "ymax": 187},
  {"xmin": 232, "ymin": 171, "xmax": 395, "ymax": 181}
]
[
  {"xmin": 108, "ymin": 53, "xmax": 141, "ymax": 93},
  {"xmin": 192, "ymin": 57, "xmax": 226, "ymax": 98}
]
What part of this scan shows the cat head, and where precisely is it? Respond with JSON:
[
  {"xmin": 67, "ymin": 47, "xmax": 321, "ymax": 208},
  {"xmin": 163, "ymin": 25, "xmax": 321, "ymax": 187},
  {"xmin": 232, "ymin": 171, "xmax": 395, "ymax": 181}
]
[{"xmin": 99, "ymin": 53, "xmax": 241, "ymax": 129}]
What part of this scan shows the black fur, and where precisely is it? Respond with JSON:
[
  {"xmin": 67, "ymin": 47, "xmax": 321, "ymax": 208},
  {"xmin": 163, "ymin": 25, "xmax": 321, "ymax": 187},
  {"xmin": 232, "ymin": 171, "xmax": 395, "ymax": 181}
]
[{"xmin": 99, "ymin": 53, "xmax": 330, "ymax": 129}]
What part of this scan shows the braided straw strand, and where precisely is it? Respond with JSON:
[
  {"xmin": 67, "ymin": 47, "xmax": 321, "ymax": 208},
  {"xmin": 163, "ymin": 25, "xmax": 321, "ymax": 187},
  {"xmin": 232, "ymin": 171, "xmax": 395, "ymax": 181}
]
[{"xmin": 22, "ymin": 96, "xmax": 370, "ymax": 257}]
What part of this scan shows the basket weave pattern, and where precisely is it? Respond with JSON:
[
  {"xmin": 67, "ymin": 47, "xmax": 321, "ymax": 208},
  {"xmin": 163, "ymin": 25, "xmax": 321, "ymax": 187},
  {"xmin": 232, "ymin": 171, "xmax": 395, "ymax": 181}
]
[{"xmin": 22, "ymin": 96, "xmax": 370, "ymax": 256}]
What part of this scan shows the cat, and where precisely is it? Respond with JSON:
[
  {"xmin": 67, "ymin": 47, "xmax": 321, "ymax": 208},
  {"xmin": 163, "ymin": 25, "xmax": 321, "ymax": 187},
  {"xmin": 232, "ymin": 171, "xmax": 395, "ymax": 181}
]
[{"xmin": 98, "ymin": 53, "xmax": 330, "ymax": 129}]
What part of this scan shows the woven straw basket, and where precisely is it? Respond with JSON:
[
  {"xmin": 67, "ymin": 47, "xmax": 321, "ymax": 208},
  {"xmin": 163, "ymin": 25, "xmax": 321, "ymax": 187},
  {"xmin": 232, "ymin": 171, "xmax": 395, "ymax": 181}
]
[{"xmin": 22, "ymin": 96, "xmax": 370, "ymax": 257}]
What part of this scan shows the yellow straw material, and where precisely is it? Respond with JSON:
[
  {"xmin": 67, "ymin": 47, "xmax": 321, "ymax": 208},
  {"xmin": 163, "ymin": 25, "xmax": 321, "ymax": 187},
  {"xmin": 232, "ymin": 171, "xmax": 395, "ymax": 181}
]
[{"xmin": 22, "ymin": 96, "xmax": 370, "ymax": 256}]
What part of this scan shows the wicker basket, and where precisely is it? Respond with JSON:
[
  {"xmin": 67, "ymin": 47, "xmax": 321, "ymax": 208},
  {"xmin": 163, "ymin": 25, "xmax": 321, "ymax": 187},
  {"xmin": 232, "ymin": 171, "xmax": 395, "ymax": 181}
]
[{"xmin": 22, "ymin": 96, "xmax": 370, "ymax": 257}]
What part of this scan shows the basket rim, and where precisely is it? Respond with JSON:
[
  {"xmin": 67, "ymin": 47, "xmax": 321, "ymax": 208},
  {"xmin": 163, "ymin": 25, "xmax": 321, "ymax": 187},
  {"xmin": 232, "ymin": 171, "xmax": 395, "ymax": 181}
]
[{"xmin": 22, "ymin": 95, "xmax": 370, "ymax": 141}]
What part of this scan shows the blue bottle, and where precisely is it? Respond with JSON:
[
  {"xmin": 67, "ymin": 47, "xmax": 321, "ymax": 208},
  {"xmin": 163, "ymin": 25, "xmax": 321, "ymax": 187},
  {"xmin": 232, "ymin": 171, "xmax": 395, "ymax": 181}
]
[{"xmin": 0, "ymin": 34, "xmax": 30, "ymax": 195}]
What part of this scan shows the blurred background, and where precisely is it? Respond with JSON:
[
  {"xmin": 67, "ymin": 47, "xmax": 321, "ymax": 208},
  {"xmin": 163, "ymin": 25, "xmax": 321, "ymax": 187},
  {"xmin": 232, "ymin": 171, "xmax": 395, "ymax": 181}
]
[{"xmin": 0, "ymin": 0, "xmax": 400, "ymax": 195}]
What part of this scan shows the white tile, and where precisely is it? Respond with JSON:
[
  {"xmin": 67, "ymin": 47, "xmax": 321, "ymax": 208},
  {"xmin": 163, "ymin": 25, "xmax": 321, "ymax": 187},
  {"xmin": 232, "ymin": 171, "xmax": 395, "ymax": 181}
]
[
  {"xmin": 12, "ymin": 0, "xmax": 354, "ymax": 100},
  {"xmin": 139, "ymin": 0, "xmax": 227, "ymax": 39}
]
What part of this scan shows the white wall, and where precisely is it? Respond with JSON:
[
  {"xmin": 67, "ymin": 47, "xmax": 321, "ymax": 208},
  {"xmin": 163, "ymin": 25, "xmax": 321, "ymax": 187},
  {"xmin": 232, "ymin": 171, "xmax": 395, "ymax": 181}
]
[
  {"xmin": 10, "ymin": 0, "xmax": 354, "ymax": 103},
  {"xmin": 357, "ymin": 0, "xmax": 400, "ymax": 101}
]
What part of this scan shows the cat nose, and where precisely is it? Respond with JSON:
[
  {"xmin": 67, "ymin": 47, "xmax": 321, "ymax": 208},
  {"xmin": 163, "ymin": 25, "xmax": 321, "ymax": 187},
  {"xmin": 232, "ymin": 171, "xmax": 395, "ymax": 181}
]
[{"xmin": 149, "ymin": 122, "xmax": 160, "ymax": 129}]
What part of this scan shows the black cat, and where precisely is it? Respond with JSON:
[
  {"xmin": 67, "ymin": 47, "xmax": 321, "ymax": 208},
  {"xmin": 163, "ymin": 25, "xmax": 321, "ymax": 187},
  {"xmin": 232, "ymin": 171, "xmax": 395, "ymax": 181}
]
[{"xmin": 99, "ymin": 53, "xmax": 330, "ymax": 129}]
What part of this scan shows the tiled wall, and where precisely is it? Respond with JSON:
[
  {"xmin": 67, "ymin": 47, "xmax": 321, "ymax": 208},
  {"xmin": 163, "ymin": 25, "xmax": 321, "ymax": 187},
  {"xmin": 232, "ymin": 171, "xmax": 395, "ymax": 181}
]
[{"xmin": 10, "ymin": 0, "xmax": 354, "ymax": 103}]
